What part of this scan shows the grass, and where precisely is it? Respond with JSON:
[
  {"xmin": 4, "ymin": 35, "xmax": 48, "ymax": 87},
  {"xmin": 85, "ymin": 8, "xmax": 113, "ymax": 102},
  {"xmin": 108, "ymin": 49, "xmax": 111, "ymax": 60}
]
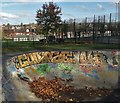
[{"xmin": 2, "ymin": 41, "xmax": 120, "ymax": 54}]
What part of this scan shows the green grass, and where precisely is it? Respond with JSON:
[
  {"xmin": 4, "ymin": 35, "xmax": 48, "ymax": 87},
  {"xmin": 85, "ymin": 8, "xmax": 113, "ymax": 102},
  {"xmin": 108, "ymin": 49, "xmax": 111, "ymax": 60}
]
[{"xmin": 2, "ymin": 41, "xmax": 120, "ymax": 54}]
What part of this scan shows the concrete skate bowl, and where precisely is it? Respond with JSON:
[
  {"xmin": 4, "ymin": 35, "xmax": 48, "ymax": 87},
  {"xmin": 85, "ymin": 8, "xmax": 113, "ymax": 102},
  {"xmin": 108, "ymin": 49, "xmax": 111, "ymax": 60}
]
[{"xmin": 4, "ymin": 51, "xmax": 120, "ymax": 102}]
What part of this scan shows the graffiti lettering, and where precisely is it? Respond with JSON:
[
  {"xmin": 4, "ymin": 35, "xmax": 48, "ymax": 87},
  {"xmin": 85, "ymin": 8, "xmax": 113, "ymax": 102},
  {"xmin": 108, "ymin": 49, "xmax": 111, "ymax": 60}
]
[
  {"xmin": 14, "ymin": 51, "xmax": 119, "ymax": 69},
  {"xmin": 15, "ymin": 51, "xmax": 77, "ymax": 68}
]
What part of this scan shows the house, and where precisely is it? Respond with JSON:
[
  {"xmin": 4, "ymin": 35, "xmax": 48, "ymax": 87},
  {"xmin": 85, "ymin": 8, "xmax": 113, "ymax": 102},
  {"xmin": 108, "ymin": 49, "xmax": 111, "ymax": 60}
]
[
  {"xmin": 13, "ymin": 35, "xmax": 44, "ymax": 41},
  {"xmin": 2, "ymin": 23, "xmax": 38, "ymax": 40}
]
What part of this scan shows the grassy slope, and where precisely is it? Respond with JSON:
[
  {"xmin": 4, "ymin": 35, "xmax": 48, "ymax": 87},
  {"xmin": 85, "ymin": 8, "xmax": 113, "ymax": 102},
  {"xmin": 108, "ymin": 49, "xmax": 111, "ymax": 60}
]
[{"xmin": 2, "ymin": 41, "xmax": 120, "ymax": 54}]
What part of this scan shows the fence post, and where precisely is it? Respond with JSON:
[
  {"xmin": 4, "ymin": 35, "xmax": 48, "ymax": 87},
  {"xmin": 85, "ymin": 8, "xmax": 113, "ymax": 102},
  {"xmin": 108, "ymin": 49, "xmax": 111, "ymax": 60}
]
[
  {"xmin": 108, "ymin": 13, "xmax": 112, "ymax": 44},
  {"xmin": 92, "ymin": 15, "xmax": 95, "ymax": 44},
  {"xmin": 103, "ymin": 15, "xmax": 105, "ymax": 37},
  {"xmin": 73, "ymin": 19, "xmax": 76, "ymax": 43},
  {"xmin": 63, "ymin": 20, "xmax": 65, "ymax": 39},
  {"xmin": 98, "ymin": 16, "xmax": 100, "ymax": 36},
  {"xmin": 79, "ymin": 23, "xmax": 81, "ymax": 39},
  {"xmin": 85, "ymin": 17, "xmax": 87, "ymax": 36}
]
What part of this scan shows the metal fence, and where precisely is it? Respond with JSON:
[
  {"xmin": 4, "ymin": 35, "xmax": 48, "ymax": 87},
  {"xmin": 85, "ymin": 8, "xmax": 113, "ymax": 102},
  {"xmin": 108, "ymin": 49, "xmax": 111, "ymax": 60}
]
[{"xmin": 61, "ymin": 13, "xmax": 120, "ymax": 44}]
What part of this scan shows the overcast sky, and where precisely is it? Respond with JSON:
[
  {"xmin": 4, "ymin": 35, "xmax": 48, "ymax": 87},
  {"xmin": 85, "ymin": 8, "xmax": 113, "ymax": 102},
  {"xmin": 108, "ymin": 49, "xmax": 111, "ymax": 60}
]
[{"xmin": 0, "ymin": 0, "xmax": 119, "ymax": 25}]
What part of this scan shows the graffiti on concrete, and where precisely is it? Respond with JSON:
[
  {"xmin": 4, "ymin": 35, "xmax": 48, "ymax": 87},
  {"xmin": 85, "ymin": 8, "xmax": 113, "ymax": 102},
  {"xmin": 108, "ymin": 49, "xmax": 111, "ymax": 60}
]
[
  {"xmin": 79, "ymin": 64, "xmax": 100, "ymax": 80},
  {"xmin": 57, "ymin": 63, "xmax": 73, "ymax": 71},
  {"xmin": 14, "ymin": 51, "xmax": 78, "ymax": 69},
  {"xmin": 12, "ymin": 51, "xmax": 119, "ymax": 69},
  {"xmin": 107, "ymin": 51, "xmax": 119, "ymax": 71},
  {"xmin": 57, "ymin": 63, "xmax": 74, "ymax": 80},
  {"xmin": 6, "ymin": 50, "xmax": 119, "ymax": 82},
  {"xmin": 36, "ymin": 64, "xmax": 52, "ymax": 75},
  {"xmin": 108, "ymin": 65, "xmax": 120, "ymax": 71},
  {"xmin": 24, "ymin": 67, "xmax": 38, "ymax": 79}
]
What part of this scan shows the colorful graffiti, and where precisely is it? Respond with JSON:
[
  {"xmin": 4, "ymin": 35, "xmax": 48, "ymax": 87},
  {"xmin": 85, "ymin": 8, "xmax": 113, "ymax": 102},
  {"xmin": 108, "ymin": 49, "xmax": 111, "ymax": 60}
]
[
  {"xmin": 57, "ymin": 63, "xmax": 73, "ymax": 71},
  {"xmin": 36, "ymin": 64, "xmax": 52, "ymax": 75},
  {"xmin": 14, "ymin": 51, "xmax": 77, "ymax": 69},
  {"xmin": 25, "ymin": 67, "xmax": 38, "ymax": 79},
  {"xmin": 7, "ymin": 50, "xmax": 119, "ymax": 82},
  {"xmin": 79, "ymin": 64, "xmax": 100, "ymax": 80},
  {"xmin": 57, "ymin": 63, "xmax": 74, "ymax": 80},
  {"xmin": 12, "ymin": 51, "xmax": 119, "ymax": 71},
  {"xmin": 108, "ymin": 65, "xmax": 120, "ymax": 71}
]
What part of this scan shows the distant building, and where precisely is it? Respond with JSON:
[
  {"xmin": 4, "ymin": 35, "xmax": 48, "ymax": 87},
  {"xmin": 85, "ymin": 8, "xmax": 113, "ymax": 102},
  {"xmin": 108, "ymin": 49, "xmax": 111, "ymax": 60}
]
[
  {"xmin": 13, "ymin": 35, "xmax": 44, "ymax": 41},
  {"xmin": 2, "ymin": 23, "xmax": 44, "ymax": 41}
]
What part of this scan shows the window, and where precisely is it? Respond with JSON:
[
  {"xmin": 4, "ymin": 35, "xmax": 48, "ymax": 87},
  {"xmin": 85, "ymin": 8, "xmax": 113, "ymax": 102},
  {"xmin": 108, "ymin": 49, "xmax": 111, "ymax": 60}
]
[
  {"xmin": 20, "ymin": 38, "xmax": 23, "ymax": 41},
  {"xmin": 25, "ymin": 38, "xmax": 28, "ymax": 41},
  {"xmin": 14, "ymin": 38, "xmax": 18, "ymax": 41}
]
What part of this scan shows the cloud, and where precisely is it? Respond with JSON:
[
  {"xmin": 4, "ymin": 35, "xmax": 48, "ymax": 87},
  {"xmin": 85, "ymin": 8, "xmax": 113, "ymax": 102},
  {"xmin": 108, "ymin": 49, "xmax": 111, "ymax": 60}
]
[
  {"xmin": 81, "ymin": 5, "xmax": 86, "ymax": 9},
  {"xmin": 18, "ymin": 12, "xmax": 33, "ymax": 17},
  {"xmin": 3, "ymin": 17, "xmax": 8, "ymax": 20},
  {"xmin": 0, "ymin": 12, "xmax": 19, "ymax": 19},
  {"xmin": 1, "ymin": 2, "xmax": 23, "ymax": 7},
  {"xmin": 73, "ymin": 5, "xmax": 87, "ymax": 11},
  {"xmin": 2, "ymin": 0, "xmax": 65, "ymax": 2},
  {"xmin": 97, "ymin": 3, "xmax": 105, "ymax": 11},
  {"xmin": 15, "ymin": 0, "xmax": 35, "ymax": 1},
  {"xmin": 109, "ymin": 2, "xmax": 116, "ymax": 6},
  {"xmin": 62, "ymin": 12, "xmax": 75, "ymax": 18},
  {"xmin": 1, "ymin": 0, "xmax": 120, "ymax": 2}
]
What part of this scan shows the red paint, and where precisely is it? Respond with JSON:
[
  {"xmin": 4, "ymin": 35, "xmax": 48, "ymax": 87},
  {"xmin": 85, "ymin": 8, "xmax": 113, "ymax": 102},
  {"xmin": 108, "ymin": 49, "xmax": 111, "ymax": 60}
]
[
  {"xmin": 80, "ymin": 66, "xmax": 90, "ymax": 73},
  {"xmin": 112, "ymin": 50, "xmax": 117, "ymax": 55}
]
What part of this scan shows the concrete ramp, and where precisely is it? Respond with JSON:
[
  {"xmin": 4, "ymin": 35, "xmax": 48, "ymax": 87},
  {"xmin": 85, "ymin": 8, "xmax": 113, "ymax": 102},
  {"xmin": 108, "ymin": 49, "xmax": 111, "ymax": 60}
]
[{"xmin": 3, "ymin": 50, "xmax": 120, "ymax": 101}]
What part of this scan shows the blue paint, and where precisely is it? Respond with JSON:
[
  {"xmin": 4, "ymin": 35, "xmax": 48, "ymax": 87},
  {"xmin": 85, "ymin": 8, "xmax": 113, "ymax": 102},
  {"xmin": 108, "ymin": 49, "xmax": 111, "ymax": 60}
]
[
  {"xmin": 108, "ymin": 65, "xmax": 120, "ymax": 71},
  {"xmin": 61, "ymin": 73, "xmax": 73, "ymax": 80},
  {"xmin": 82, "ymin": 70, "xmax": 100, "ymax": 80}
]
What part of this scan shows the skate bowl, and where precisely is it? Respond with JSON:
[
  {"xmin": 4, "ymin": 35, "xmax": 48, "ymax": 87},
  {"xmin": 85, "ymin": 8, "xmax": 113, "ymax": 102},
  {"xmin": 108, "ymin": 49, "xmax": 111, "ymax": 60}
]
[{"xmin": 3, "ymin": 50, "xmax": 120, "ymax": 102}]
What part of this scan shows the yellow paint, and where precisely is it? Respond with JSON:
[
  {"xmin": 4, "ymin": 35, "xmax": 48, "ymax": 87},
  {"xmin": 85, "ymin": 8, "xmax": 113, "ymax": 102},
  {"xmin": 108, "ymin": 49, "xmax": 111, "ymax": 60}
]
[
  {"xmin": 25, "ymin": 67, "xmax": 38, "ymax": 78},
  {"xmin": 17, "ymin": 54, "xmax": 29, "ymax": 68},
  {"xmin": 14, "ymin": 51, "xmax": 118, "ymax": 70}
]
